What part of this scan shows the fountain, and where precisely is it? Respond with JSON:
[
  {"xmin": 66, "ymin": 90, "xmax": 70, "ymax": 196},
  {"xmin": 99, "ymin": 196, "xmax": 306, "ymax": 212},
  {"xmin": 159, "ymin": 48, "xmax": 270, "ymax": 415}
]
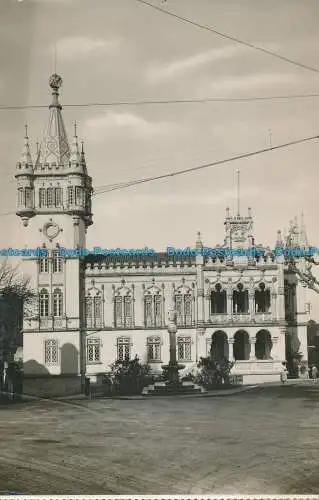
[{"xmin": 142, "ymin": 304, "xmax": 206, "ymax": 396}]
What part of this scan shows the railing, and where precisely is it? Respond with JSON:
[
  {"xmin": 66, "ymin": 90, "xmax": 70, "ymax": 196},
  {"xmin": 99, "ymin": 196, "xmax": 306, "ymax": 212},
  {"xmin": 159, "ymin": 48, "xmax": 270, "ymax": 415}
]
[{"xmin": 210, "ymin": 312, "xmax": 273, "ymax": 324}]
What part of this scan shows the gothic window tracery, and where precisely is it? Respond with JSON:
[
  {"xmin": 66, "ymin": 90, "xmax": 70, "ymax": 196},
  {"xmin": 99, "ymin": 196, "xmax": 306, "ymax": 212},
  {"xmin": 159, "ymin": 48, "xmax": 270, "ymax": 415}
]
[
  {"xmin": 85, "ymin": 288, "xmax": 103, "ymax": 328},
  {"xmin": 254, "ymin": 282, "xmax": 271, "ymax": 313},
  {"xmin": 233, "ymin": 283, "xmax": 249, "ymax": 313},
  {"xmin": 174, "ymin": 286, "xmax": 193, "ymax": 326},
  {"xmin": 211, "ymin": 283, "xmax": 227, "ymax": 314},
  {"xmin": 114, "ymin": 295, "xmax": 133, "ymax": 328},
  {"xmin": 144, "ymin": 287, "xmax": 163, "ymax": 327}
]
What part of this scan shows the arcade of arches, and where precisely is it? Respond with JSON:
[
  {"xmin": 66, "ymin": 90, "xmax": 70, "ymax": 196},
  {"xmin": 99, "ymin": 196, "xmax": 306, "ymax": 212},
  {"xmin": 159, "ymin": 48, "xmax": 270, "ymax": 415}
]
[
  {"xmin": 210, "ymin": 282, "xmax": 271, "ymax": 314},
  {"xmin": 210, "ymin": 329, "xmax": 273, "ymax": 361}
]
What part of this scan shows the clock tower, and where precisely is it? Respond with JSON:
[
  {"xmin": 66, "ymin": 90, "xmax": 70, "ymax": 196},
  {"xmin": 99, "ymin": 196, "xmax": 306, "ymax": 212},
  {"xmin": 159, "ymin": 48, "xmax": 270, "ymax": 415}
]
[{"xmin": 15, "ymin": 74, "xmax": 93, "ymax": 394}]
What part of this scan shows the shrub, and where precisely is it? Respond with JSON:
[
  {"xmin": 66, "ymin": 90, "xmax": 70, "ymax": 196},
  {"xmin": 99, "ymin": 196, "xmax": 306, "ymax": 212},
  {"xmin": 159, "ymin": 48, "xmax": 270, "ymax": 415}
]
[{"xmin": 102, "ymin": 356, "xmax": 153, "ymax": 395}]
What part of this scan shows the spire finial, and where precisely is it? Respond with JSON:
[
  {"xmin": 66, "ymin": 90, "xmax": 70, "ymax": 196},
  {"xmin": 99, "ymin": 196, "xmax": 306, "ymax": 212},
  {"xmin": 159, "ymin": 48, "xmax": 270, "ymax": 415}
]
[
  {"xmin": 196, "ymin": 231, "xmax": 203, "ymax": 249},
  {"xmin": 236, "ymin": 168, "xmax": 240, "ymax": 216},
  {"xmin": 74, "ymin": 121, "xmax": 77, "ymax": 138},
  {"xmin": 24, "ymin": 124, "xmax": 28, "ymax": 139}
]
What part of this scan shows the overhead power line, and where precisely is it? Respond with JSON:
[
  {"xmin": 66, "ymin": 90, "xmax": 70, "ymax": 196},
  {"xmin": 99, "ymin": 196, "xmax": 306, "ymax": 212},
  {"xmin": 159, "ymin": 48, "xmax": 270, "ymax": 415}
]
[
  {"xmin": 133, "ymin": 0, "xmax": 319, "ymax": 76},
  {"xmin": 1, "ymin": 133, "xmax": 318, "ymax": 218},
  {"xmin": 1, "ymin": 94, "xmax": 319, "ymax": 111},
  {"xmin": 93, "ymin": 133, "xmax": 319, "ymax": 194}
]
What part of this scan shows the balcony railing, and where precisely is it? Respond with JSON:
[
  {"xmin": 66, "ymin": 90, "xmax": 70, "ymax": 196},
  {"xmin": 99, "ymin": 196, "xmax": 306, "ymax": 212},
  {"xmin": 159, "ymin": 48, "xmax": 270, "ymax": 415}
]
[{"xmin": 210, "ymin": 312, "xmax": 273, "ymax": 324}]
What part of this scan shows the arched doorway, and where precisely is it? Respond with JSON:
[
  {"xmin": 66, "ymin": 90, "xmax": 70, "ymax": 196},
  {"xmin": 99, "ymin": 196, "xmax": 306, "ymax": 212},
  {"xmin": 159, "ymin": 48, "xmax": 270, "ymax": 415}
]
[
  {"xmin": 211, "ymin": 331, "xmax": 229, "ymax": 360},
  {"xmin": 255, "ymin": 330, "xmax": 273, "ymax": 359},
  {"xmin": 233, "ymin": 330, "xmax": 250, "ymax": 360}
]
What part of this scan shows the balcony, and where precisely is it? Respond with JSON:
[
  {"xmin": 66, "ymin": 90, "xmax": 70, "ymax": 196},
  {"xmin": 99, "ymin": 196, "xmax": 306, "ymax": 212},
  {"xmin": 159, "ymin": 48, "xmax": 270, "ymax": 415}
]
[{"xmin": 209, "ymin": 312, "xmax": 273, "ymax": 325}]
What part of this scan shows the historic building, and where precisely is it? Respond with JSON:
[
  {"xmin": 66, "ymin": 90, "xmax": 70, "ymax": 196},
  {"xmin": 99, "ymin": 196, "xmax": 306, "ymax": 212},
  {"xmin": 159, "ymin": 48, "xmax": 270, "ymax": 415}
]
[{"xmin": 16, "ymin": 75, "xmax": 310, "ymax": 395}]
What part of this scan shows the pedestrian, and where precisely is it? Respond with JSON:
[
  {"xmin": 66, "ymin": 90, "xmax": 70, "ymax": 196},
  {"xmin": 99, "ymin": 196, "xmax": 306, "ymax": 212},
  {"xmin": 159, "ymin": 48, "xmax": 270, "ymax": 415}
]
[
  {"xmin": 312, "ymin": 365, "xmax": 318, "ymax": 379},
  {"xmin": 280, "ymin": 364, "xmax": 288, "ymax": 385}
]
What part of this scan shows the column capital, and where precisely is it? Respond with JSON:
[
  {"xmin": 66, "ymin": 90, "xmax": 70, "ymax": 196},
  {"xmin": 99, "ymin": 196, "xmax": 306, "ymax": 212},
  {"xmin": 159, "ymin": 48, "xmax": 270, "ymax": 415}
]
[
  {"xmin": 228, "ymin": 337, "xmax": 235, "ymax": 344},
  {"xmin": 250, "ymin": 337, "xmax": 256, "ymax": 344},
  {"xmin": 197, "ymin": 289, "xmax": 204, "ymax": 297}
]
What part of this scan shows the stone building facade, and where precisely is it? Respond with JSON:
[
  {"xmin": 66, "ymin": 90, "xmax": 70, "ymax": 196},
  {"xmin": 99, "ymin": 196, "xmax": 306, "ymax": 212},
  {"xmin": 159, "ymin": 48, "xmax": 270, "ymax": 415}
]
[{"xmin": 16, "ymin": 75, "xmax": 310, "ymax": 395}]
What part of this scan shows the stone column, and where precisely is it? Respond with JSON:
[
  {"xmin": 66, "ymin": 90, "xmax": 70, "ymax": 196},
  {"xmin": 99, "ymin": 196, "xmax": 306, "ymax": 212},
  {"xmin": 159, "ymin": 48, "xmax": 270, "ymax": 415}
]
[
  {"xmin": 249, "ymin": 337, "xmax": 256, "ymax": 360},
  {"xmin": 271, "ymin": 336, "xmax": 279, "ymax": 360},
  {"xmin": 228, "ymin": 337, "xmax": 234, "ymax": 361},
  {"xmin": 271, "ymin": 292, "xmax": 277, "ymax": 320},
  {"xmin": 249, "ymin": 291, "xmax": 254, "ymax": 319},
  {"xmin": 227, "ymin": 290, "xmax": 232, "ymax": 317}
]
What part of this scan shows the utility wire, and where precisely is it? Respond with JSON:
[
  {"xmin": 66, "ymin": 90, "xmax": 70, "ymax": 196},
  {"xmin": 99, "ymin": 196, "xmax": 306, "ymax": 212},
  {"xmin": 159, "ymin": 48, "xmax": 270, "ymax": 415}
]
[
  {"xmin": 1, "ymin": 133, "xmax": 318, "ymax": 217},
  {"xmin": 2, "ymin": 94, "xmax": 319, "ymax": 110},
  {"xmin": 92, "ymin": 133, "xmax": 319, "ymax": 194},
  {"xmin": 133, "ymin": 0, "xmax": 319, "ymax": 76}
]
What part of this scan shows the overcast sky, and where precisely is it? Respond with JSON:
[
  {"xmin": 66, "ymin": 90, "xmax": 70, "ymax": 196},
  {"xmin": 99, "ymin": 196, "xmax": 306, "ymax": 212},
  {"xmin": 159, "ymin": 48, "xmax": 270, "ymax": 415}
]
[{"xmin": 1, "ymin": 0, "xmax": 319, "ymax": 313}]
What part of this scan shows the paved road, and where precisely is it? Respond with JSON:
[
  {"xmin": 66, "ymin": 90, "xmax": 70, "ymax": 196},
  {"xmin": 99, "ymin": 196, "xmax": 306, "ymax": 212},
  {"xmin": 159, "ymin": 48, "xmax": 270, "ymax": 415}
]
[{"xmin": 0, "ymin": 384, "xmax": 318, "ymax": 495}]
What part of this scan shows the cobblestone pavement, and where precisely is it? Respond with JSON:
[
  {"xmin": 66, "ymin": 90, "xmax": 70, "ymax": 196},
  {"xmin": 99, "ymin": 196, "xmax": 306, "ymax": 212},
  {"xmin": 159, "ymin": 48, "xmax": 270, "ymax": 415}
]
[{"xmin": 0, "ymin": 384, "xmax": 318, "ymax": 495}]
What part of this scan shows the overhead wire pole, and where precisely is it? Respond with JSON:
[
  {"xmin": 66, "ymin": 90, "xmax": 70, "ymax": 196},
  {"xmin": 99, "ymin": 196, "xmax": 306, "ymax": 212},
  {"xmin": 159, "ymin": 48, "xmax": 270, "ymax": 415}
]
[{"xmin": 132, "ymin": 0, "xmax": 319, "ymax": 76}]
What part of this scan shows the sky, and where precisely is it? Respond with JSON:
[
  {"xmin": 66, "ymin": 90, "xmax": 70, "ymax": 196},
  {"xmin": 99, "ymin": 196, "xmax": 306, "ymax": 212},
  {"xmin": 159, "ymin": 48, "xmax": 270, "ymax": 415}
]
[{"xmin": 1, "ymin": 0, "xmax": 319, "ymax": 315}]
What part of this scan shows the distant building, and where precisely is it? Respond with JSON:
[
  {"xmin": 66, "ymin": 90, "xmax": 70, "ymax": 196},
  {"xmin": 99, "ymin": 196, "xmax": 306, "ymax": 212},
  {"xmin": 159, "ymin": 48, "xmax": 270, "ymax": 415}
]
[{"xmin": 15, "ymin": 75, "xmax": 310, "ymax": 396}]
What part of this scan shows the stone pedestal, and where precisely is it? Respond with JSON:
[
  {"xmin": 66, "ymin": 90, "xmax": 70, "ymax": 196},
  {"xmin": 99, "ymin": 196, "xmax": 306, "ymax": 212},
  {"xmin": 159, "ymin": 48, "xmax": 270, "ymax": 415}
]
[{"xmin": 142, "ymin": 305, "xmax": 206, "ymax": 396}]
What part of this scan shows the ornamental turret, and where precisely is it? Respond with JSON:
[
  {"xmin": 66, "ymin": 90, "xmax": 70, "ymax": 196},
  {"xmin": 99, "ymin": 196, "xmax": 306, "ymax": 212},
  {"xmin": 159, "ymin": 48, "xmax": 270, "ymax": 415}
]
[
  {"xmin": 16, "ymin": 74, "xmax": 93, "ymax": 228},
  {"xmin": 15, "ymin": 125, "xmax": 35, "ymax": 226}
]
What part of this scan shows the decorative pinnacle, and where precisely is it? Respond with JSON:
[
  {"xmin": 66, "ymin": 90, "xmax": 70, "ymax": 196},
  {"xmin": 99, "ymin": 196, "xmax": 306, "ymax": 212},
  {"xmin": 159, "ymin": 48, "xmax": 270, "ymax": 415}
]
[
  {"xmin": 49, "ymin": 73, "xmax": 62, "ymax": 91},
  {"xmin": 24, "ymin": 124, "xmax": 28, "ymax": 139}
]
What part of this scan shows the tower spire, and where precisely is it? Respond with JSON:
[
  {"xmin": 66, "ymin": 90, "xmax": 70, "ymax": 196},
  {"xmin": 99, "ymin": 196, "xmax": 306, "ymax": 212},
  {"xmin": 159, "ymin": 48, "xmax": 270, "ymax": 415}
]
[
  {"xmin": 70, "ymin": 121, "xmax": 81, "ymax": 165},
  {"xmin": 17, "ymin": 124, "xmax": 33, "ymax": 171},
  {"xmin": 36, "ymin": 74, "xmax": 70, "ymax": 167}
]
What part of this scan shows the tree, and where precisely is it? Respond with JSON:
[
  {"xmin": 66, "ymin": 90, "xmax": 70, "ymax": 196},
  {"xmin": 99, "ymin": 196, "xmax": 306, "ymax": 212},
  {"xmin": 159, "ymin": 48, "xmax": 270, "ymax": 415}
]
[
  {"xmin": 0, "ymin": 258, "xmax": 34, "ymax": 394},
  {"xmin": 102, "ymin": 356, "xmax": 153, "ymax": 395}
]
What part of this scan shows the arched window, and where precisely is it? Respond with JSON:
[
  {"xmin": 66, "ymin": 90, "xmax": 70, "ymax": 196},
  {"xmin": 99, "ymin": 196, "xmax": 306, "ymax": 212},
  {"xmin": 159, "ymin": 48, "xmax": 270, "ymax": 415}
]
[
  {"xmin": 147, "ymin": 336, "xmax": 161, "ymax": 361},
  {"xmin": 114, "ymin": 295, "xmax": 132, "ymax": 328},
  {"xmin": 144, "ymin": 294, "xmax": 163, "ymax": 327},
  {"xmin": 52, "ymin": 249, "xmax": 63, "ymax": 273},
  {"xmin": 53, "ymin": 288, "xmax": 63, "ymax": 317},
  {"xmin": 39, "ymin": 289, "xmax": 49, "ymax": 317},
  {"xmin": 47, "ymin": 188, "xmax": 54, "ymax": 207},
  {"xmin": 211, "ymin": 283, "xmax": 227, "ymax": 314},
  {"xmin": 233, "ymin": 283, "xmax": 249, "ymax": 313},
  {"xmin": 175, "ymin": 293, "xmax": 193, "ymax": 326},
  {"xmin": 255, "ymin": 282, "xmax": 271, "ymax": 313}
]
